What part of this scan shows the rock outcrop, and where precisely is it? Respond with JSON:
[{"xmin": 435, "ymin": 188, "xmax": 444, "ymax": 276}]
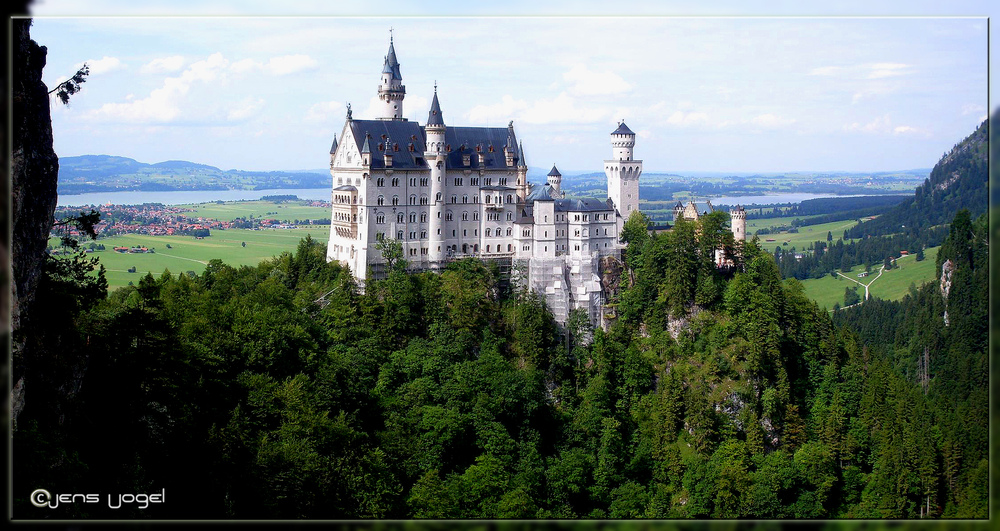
[{"xmin": 11, "ymin": 17, "xmax": 61, "ymax": 426}]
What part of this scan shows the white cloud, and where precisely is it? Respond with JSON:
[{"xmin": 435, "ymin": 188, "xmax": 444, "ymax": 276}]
[
  {"xmin": 845, "ymin": 114, "xmax": 891, "ymax": 133},
  {"xmin": 88, "ymin": 52, "xmax": 230, "ymax": 123},
  {"xmin": 562, "ymin": 64, "xmax": 632, "ymax": 96},
  {"xmin": 227, "ymin": 97, "xmax": 265, "ymax": 121},
  {"xmin": 961, "ymin": 103, "xmax": 985, "ymax": 115},
  {"xmin": 808, "ymin": 66, "xmax": 841, "ymax": 76},
  {"xmin": 750, "ymin": 113, "xmax": 796, "ymax": 128},
  {"xmin": 264, "ymin": 54, "xmax": 318, "ymax": 76},
  {"xmin": 868, "ymin": 62, "xmax": 909, "ymax": 79},
  {"xmin": 229, "ymin": 55, "xmax": 319, "ymax": 76},
  {"xmin": 140, "ymin": 55, "xmax": 185, "ymax": 74},
  {"xmin": 466, "ymin": 95, "xmax": 530, "ymax": 124},
  {"xmin": 84, "ymin": 56, "xmax": 125, "ymax": 75},
  {"xmin": 666, "ymin": 110, "xmax": 711, "ymax": 127},
  {"xmin": 304, "ymin": 100, "xmax": 343, "ymax": 123}
]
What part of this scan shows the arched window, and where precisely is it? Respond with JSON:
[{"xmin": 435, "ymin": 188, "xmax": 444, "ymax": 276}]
[
  {"xmin": 486, "ymin": 228, "xmax": 491, "ymax": 237},
  {"xmin": 451, "ymin": 195, "xmax": 457, "ymax": 204},
  {"xmin": 377, "ymin": 195, "xmax": 384, "ymax": 206},
  {"xmin": 409, "ymin": 212, "xmax": 416, "ymax": 223},
  {"xmin": 486, "ymin": 245, "xmax": 491, "ymax": 252},
  {"xmin": 507, "ymin": 195, "xmax": 512, "ymax": 203},
  {"xmin": 436, "ymin": 192, "xmax": 442, "ymax": 202},
  {"xmin": 420, "ymin": 213, "xmax": 427, "ymax": 223},
  {"xmin": 409, "ymin": 195, "xmax": 416, "ymax": 205},
  {"xmin": 506, "ymin": 227, "xmax": 512, "ymax": 236},
  {"xmin": 392, "ymin": 196, "xmax": 399, "ymax": 206},
  {"xmin": 507, "ymin": 244, "xmax": 512, "ymax": 252},
  {"xmin": 397, "ymin": 212, "xmax": 404, "ymax": 223},
  {"xmin": 463, "ymin": 195, "xmax": 468, "ymax": 204}
]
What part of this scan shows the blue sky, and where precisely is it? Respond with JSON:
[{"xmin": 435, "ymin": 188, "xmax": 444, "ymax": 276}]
[{"xmin": 26, "ymin": 1, "xmax": 992, "ymax": 174}]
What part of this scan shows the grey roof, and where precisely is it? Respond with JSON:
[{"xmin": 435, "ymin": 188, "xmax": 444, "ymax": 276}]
[
  {"xmin": 612, "ymin": 121, "xmax": 635, "ymax": 136},
  {"xmin": 480, "ymin": 185, "xmax": 515, "ymax": 191},
  {"xmin": 547, "ymin": 164, "xmax": 561, "ymax": 177},
  {"xmin": 442, "ymin": 126, "xmax": 517, "ymax": 169},
  {"xmin": 427, "ymin": 90, "xmax": 444, "ymax": 126},
  {"xmin": 329, "ymin": 134, "xmax": 338, "ymax": 154},
  {"xmin": 525, "ymin": 183, "xmax": 555, "ymax": 202},
  {"xmin": 360, "ymin": 134, "xmax": 371, "ymax": 154},
  {"xmin": 333, "ymin": 185, "xmax": 357, "ymax": 191},
  {"xmin": 385, "ymin": 40, "xmax": 401, "ymax": 80},
  {"xmin": 555, "ymin": 197, "xmax": 615, "ymax": 213},
  {"xmin": 517, "ymin": 141, "xmax": 527, "ymax": 168},
  {"xmin": 350, "ymin": 120, "xmax": 427, "ymax": 169}
]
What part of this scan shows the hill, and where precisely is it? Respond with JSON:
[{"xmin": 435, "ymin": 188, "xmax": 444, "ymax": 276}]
[
  {"xmin": 846, "ymin": 120, "xmax": 987, "ymax": 240},
  {"xmin": 58, "ymin": 155, "xmax": 329, "ymax": 194}
]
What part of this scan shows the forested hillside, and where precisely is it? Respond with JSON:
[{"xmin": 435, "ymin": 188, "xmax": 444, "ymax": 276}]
[
  {"xmin": 846, "ymin": 120, "xmax": 987, "ymax": 241},
  {"xmin": 58, "ymin": 155, "xmax": 328, "ymax": 194},
  {"xmin": 14, "ymin": 210, "xmax": 987, "ymax": 518}
]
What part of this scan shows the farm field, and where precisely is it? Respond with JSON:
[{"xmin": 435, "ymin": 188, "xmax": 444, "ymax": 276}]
[
  {"xmin": 753, "ymin": 218, "xmax": 862, "ymax": 254},
  {"xmin": 179, "ymin": 200, "xmax": 330, "ymax": 222},
  {"xmin": 52, "ymin": 227, "xmax": 331, "ymax": 291},
  {"xmin": 800, "ymin": 246, "xmax": 940, "ymax": 310}
]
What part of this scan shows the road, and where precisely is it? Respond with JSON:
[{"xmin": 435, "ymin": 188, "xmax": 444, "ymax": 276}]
[{"xmin": 831, "ymin": 253, "xmax": 913, "ymax": 311}]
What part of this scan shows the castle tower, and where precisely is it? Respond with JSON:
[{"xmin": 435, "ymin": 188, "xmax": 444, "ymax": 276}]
[
  {"xmin": 604, "ymin": 120, "xmax": 642, "ymax": 233},
  {"xmin": 328, "ymin": 134, "xmax": 338, "ymax": 168},
  {"xmin": 377, "ymin": 34, "xmax": 406, "ymax": 120},
  {"xmin": 730, "ymin": 205, "xmax": 746, "ymax": 242},
  {"xmin": 516, "ymin": 140, "xmax": 528, "ymax": 201},
  {"xmin": 425, "ymin": 85, "xmax": 447, "ymax": 263},
  {"xmin": 547, "ymin": 164, "xmax": 563, "ymax": 199}
]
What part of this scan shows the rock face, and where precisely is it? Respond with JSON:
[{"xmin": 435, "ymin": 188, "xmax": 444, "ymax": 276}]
[
  {"xmin": 11, "ymin": 18, "xmax": 60, "ymax": 425},
  {"xmin": 939, "ymin": 259, "xmax": 954, "ymax": 326}
]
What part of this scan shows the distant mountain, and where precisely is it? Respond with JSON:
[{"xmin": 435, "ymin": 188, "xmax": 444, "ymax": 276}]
[
  {"xmin": 846, "ymin": 119, "xmax": 988, "ymax": 240},
  {"xmin": 58, "ymin": 155, "xmax": 329, "ymax": 194}
]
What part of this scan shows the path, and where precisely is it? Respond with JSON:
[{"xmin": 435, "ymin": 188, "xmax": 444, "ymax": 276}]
[
  {"xmin": 151, "ymin": 251, "xmax": 208, "ymax": 265},
  {"xmin": 831, "ymin": 253, "xmax": 914, "ymax": 311}
]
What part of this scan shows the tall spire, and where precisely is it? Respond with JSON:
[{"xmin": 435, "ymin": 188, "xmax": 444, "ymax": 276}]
[
  {"xmin": 427, "ymin": 83, "xmax": 444, "ymax": 126},
  {"xmin": 329, "ymin": 134, "xmax": 338, "ymax": 154},
  {"xmin": 517, "ymin": 141, "xmax": 527, "ymax": 168},
  {"xmin": 361, "ymin": 134, "xmax": 371, "ymax": 154}
]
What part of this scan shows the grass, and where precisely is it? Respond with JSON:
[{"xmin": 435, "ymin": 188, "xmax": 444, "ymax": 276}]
[
  {"xmin": 753, "ymin": 218, "xmax": 862, "ymax": 254},
  {"xmin": 179, "ymin": 200, "xmax": 330, "ymax": 222},
  {"xmin": 799, "ymin": 246, "xmax": 940, "ymax": 311},
  {"xmin": 53, "ymin": 227, "xmax": 331, "ymax": 291}
]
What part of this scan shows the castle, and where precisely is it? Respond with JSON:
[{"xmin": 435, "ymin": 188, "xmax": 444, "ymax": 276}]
[{"xmin": 326, "ymin": 37, "xmax": 743, "ymax": 325}]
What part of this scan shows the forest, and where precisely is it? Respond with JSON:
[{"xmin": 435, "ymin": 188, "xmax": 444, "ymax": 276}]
[{"xmin": 13, "ymin": 203, "xmax": 988, "ymax": 519}]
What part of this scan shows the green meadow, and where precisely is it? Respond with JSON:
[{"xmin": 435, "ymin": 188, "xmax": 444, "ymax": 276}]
[
  {"xmin": 752, "ymin": 218, "xmax": 862, "ymax": 254},
  {"xmin": 800, "ymin": 246, "xmax": 940, "ymax": 311},
  {"xmin": 53, "ymin": 227, "xmax": 331, "ymax": 291},
  {"xmin": 179, "ymin": 200, "xmax": 331, "ymax": 222}
]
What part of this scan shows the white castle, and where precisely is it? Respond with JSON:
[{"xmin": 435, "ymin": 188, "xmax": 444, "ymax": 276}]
[{"xmin": 326, "ymin": 37, "xmax": 742, "ymax": 325}]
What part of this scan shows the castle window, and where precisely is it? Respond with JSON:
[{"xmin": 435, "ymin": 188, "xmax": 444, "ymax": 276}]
[
  {"xmin": 397, "ymin": 230, "xmax": 404, "ymax": 239},
  {"xmin": 397, "ymin": 212, "xmax": 404, "ymax": 223},
  {"xmin": 484, "ymin": 178, "xmax": 492, "ymax": 186},
  {"xmin": 486, "ymin": 228, "xmax": 492, "ymax": 237},
  {"xmin": 507, "ymin": 194, "xmax": 512, "ymax": 203},
  {"xmin": 462, "ymin": 212, "xmax": 469, "ymax": 221},
  {"xmin": 446, "ymin": 211, "xmax": 453, "ymax": 221},
  {"xmin": 451, "ymin": 195, "xmax": 457, "ymax": 203},
  {"xmin": 377, "ymin": 195, "xmax": 384, "ymax": 206},
  {"xmin": 409, "ymin": 178, "xmax": 416, "ymax": 187},
  {"xmin": 506, "ymin": 228, "xmax": 512, "ymax": 236},
  {"xmin": 420, "ymin": 178, "xmax": 428, "ymax": 186},
  {"xmin": 506, "ymin": 212, "xmax": 513, "ymax": 221},
  {"xmin": 409, "ymin": 212, "xmax": 417, "ymax": 223},
  {"xmin": 392, "ymin": 177, "xmax": 399, "ymax": 187},
  {"xmin": 454, "ymin": 178, "xmax": 463, "ymax": 186},
  {"xmin": 409, "ymin": 195, "xmax": 416, "ymax": 205},
  {"xmin": 392, "ymin": 196, "xmax": 399, "ymax": 206},
  {"xmin": 463, "ymin": 229, "xmax": 467, "ymax": 236},
  {"xmin": 473, "ymin": 212, "xmax": 479, "ymax": 221},
  {"xmin": 377, "ymin": 177, "xmax": 385, "ymax": 187},
  {"xmin": 485, "ymin": 195, "xmax": 491, "ymax": 204},
  {"xmin": 409, "ymin": 231, "xmax": 416, "ymax": 239},
  {"xmin": 420, "ymin": 231, "xmax": 427, "ymax": 239},
  {"xmin": 421, "ymin": 213, "xmax": 427, "ymax": 223},
  {"xmin": 486, "ymin": 245, "xmax": 491, "ymax": 252},
  {"xmin": 436, "ymin": 192, "xmax": 441, "ymax": 202},
  {"xmin": 507, "ymin": 244, "xmax": 512, "ymax": 252},
  {"xmin": 470, "ymin": 177, "xmax": 479, "ymax": 186},
  {"xmin": 463, "ymin": 195, "xmax": 468, "ymax": 204},
  {"xmin": 376, "ymin": 214, "xmax": 385, "ymax": 224}
]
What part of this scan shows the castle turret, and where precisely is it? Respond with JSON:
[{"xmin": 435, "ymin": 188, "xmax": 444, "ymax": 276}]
[
  {"xmin": 604, "ymin": 120, "xmax": 642, "ymax": 233},
  {"xmin": 329, "ymin": 134, "xmax": 338, "ymax": 168},
  {"xmin": 425, "ymin": 85, "xmax": 446, "ymax": 264},
  {"xmin": 516, "ymin": 140, "xmax": 528, "ymax": 201},
  {"xmin": 730, "ymin": 205, "xmax": 746, "ymax": 242},
  {"xmin": 547, "ymin": 164, "xmax": 563, "ymax": 199},
  {"xmin": 377, "ymin": 34, "xmax": 406, "ymax": 120}
]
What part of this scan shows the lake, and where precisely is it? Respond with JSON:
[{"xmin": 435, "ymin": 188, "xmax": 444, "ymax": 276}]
[
  {"xmin": 59, "ymin": 188, "xmax": 873, "ymax": 208},
  {"xmin": 58, "ymin": 188, "xmax": 332, "ymax": 207}
]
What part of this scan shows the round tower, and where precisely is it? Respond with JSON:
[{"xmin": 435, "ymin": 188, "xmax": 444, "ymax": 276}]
[
  {"xmin": 730, "ymin": 205, "xmax": 746, "ymax": 242},
  {"xmin": 425, "ymin": 85, "xmax": 446, "ymax": 264},
  {"xmin": 611, "ymin": 121, "xmax": 636, "ymax": 161},
  {"xmin": 546, "ymin": 164, "xmax": 563, "ymax": 199},
  {"xmin": 377, "ymin": 34, "xmax": 406, "ymax": 120}
]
